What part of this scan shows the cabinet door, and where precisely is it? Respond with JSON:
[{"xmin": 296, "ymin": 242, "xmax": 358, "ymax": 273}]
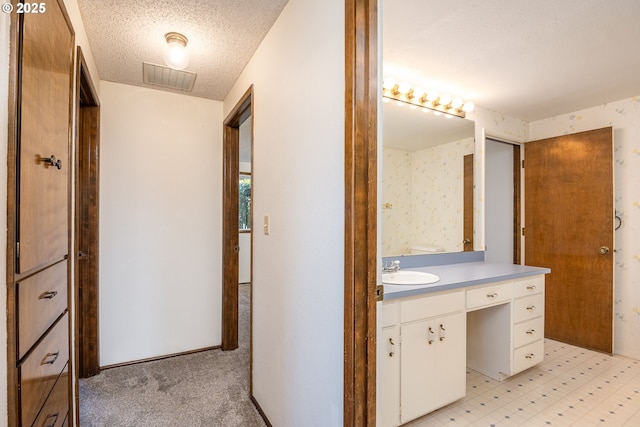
[
  {"xmin": 434, "ymin": 312, "xmax": 466, "ymax": 408},
  {"xmin": 18, "ymin": 5, "xmax": 73, "ymax": 273},
  {"xmin": 378, "ymin": 326, "xmax": 400, "ymax": 427},
  {"xmin": 400, "ymin": 320, "xmax": 436, "ymax": 423}
]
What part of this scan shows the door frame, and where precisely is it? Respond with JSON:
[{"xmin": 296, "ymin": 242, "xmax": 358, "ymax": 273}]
[
  {"xmin": 344, "ymin": 0, "xmax": 378, "ymax": 425},
  {"xmin": 74, "ymin": 45, "xmax": 101, "ymax": 385},
  {"xmin": 222, "ymin": 86, "xmax": 253, "ymax": 352}
]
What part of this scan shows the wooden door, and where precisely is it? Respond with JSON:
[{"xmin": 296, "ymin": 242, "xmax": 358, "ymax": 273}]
[
  {"xmin": 524, "ymin": 127, "xmax": 613, "ymax": 353},
  {"xmin": 18, "ymin": 2, "xmax": 73, "ymax": 273},
  {"xmin": 463, "ymin": 154, "xmax": 474, "ymax": 251}
]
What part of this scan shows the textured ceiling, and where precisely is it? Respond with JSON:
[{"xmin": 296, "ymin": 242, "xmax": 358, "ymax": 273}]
[
  {"xmin": 77, "ymin": 0, "xmax": 289, "ymax": 100},
  {"xmin": 384, "ymin": 0, "xmax": 640, "ymax": 121}
]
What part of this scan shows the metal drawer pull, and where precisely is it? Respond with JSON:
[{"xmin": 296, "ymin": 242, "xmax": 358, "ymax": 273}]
[
  {"xmin": 428, "ymin": 326, "xmax": 434, "ymax": 344},
  {"xmin": 526, "ymin": 305, "xmax": 536, "ymax": 311},
  {"xmin": 439, "ymin": 324, "xmax": 446, "ymax": 341},
  {"xmin": 40, "ymin": 290, "xmax": 58, "ymax": 300},
  {"xmin": 42, "ymin": 154, "xmax": 62, "ymax": 170},
  {"xmin": 44, "ymin": 412, "xmax": 59, "ymax": 427},
  {"xmin": 525, "ymin": 353, "xmax": 535, "ymax": 359},
  {"xmin": 526, "ymin": 285, "xmax": 536, "ymax": 291},
  {"xmin": 526, "ymin": 329, "xmax": 536, "ymax": 335},
  {"xmin": 487, "ymin": 293, "xmax": 499, "ymax": 298},
  {"xmin": 389, "ymin": 338, "xmax": 395, "ymax": 357},
  {"xmin": 42, "ymin": 351, "xmax": 60, "ymax": 365}
]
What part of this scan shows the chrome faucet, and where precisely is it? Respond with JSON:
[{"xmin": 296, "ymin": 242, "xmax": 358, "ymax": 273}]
[{"xmin": 382, "ymin": 260, "xmax": 401, "ymax": 272}]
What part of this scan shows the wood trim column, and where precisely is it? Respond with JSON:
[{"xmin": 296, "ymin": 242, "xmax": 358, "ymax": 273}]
[{"xmin": 344, "ymin": 0, "xmax": 378, "ymax": 425}]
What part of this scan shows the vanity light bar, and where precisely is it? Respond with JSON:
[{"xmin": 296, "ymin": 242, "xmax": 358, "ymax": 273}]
[{"xmin": 382, "ymin": 78, "xmax": 474, "ymax": 118}]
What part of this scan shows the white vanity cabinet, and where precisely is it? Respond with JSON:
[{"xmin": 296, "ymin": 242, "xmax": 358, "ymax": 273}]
[
  {"xmin": 466, "ymin": 275, "xmax": 546, "ymax": 380},
  {"xmin": 378, "ymin": 290, "xmax": 466, "ymax": 426}
]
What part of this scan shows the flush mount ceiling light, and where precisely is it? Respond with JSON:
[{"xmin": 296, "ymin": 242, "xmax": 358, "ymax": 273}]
[
  {"xmin": 163, "ymin": 32, "xmax": 190, "ymax": 70},
  {"xmin": 382, "ymin": 77, "xmax": 474, "ymax": 118}
]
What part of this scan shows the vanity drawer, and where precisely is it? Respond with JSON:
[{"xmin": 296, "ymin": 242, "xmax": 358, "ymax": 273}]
[
  {"xmin": 513, "ymin": 316, "xmax": 545, "ymax": 348},
  {"xmin": 513, "ymin": 276, "xmax": 544, "ymax": 298},
  {"xmin": 17, "ymin": 261, "xmax": 68, "ymax": 358},
  {"xmin": 513, "ymin": 293, "xmax": 544, "ymax": 323},
  {"xmin": 31, "ymin": 368, "xmax": 69, "ymax": 427},
  {"xmin": 381, "ymin": 301, "xmax": 399, "ymax": 327},
  {"xmin": 513, "ymin": 339, "xmax": 544, "ymax": 374},
  {"xmin": 401, "ymin": 291, "xmax": 464, "ymax": 323},
  {"xmin": 20, "ymin": 312, "xmax": 69, "ymax": 427},
  {"xmin": 466, "ymin": 281, "xmax": 513, "ymax": 310}
]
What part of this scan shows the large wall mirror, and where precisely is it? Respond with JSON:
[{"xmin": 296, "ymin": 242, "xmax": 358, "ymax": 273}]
[{"xmin": 381, "ymin": 100, "xmax": 475, "ymax": 257}]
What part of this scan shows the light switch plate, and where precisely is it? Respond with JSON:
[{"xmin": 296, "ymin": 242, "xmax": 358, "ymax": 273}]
[{"xmin": 264, "ymin": 214, "xmax": 270, "ymax": 235}]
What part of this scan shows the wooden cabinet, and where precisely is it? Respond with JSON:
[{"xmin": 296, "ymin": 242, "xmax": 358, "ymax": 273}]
[
  {"xmin": 378, "ymin": 291, "xmax": 466, "ymax": 426},
  {"xmin": 8, "ymin": 0, "xmax": 75, "ymax": 424}
]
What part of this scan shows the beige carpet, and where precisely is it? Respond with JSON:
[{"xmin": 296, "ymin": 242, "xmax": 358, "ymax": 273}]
[{"xmin": 79, "ymin": 283, "xmax": 266, "ymax": 426}]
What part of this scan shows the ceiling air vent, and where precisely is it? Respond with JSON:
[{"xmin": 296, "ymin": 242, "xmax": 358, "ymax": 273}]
[{"xmin": 143, "ymin": 62, "xmax": 197, "ymax": 92}]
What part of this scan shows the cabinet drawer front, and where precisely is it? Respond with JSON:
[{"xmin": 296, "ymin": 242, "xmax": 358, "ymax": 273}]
[
  {"xmin": 513, "ymin": 276, "xmax": 544, "ymax": 298},
  {"xmin": 381, "ymin": 301, "xmax": 399, "ymax": 327},
  {"xmin": 31, "ymin": 369, "xmax": 68, "ymax": 427},
  {"xmin": 401, "ymin": 291, "xmax": 464, "ymax": 323},
  {"xmin": 466, "ymin": 282, "xmax": 513, "ymax": 310},
  {"xmin": 20, "ymin": 313, "xmax": 69, "ymax": 427},
  {"xmin": 17, "ymin": 261, "xmax": 68, "ymax": 358},
  {"xmin": 513, "ymin": 293, "xmax": 544, "ymax": 323},
  {"xmin": 513, "ymin": 340, "xmax": 544, "ymax": 374},
  {"xmin": 513, "ymin": 316, "xmax": 545, "ymax": 348}
]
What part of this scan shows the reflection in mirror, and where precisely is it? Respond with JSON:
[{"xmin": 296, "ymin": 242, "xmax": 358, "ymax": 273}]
[{"xmin": 382, "ymin": 100, "xmax": 475, "ymax": 257}]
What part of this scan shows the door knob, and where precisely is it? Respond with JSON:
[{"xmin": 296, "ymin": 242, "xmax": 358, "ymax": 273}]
[
  {"xmin": 599, "ymin": 246, "xmax": 610, "ymax": 255},
  {"xmin": 463, "ymin": 239, "xmax": 471, "ymax": 245}
]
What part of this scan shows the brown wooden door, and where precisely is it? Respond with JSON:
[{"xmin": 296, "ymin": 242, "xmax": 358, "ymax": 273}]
[
  {"xmin": 18, "ymin": 4, "xmax": 73, "ymax": 273},
  {"xmin": 463, "ymin": 154, "xmax": 474, "ymax": 251},
  {"xmin": 524, "ymin": 127, "xmax": 613, "ymax": 353}
]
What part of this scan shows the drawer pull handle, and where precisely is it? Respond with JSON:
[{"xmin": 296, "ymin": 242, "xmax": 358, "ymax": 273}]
[
  {"xmin": 526, "ymin": 285, "xmax": 536, "ymax": 290},
  {"xmin": 40, "ymin": 291, "xmax": 58, "ymax": 300},
  {"xmin": 44, "ymin": 412, "xmax": 59, "ymax": 427},
  {"xmin": 428, "ymin": 326, "xmax": 434, "ymax": 344},
  {"xmin": 439, "ymin": 324, "xmax": 446, "ymax": 341},
  {"xmin": 42, "ymin": 154, "xmax": 63, "ymax": 170},
  {"xmin": 487, "ymin": 293, "xmax": 499, "ymax": 298},
  {"xmin": 526, "ymin": 329, "xmax": 536, "ymax": 335},
  {"xmin": 525, "ymin": 353, "xmax": 535, "ymax": 359},
  {"xmin": 526, "ymin": 305, "xmax": 536, "ymax": 311},
  {"xmin": 42, "ymin": 351, "xmax": 60, "ymax": 365},
  {"xmin": 389, "ymin": 338, "xmax": 395, "ymax": 357}
]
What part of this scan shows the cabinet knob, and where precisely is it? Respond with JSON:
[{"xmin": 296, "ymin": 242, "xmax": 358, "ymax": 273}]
[
  {"xmin": 526, "ymin": 285, "xmax": 536, "ymax": 291},
  {"xmin": 526, "ymin": 329, "xmax": 536, "ymax": 335},
  {"xmin": 599, "ymin": 246, "xmax": 610, "ymax": 255},
  {"xmin": 526, "ymin": 305, "xmax": 536, "ymax": 311},
  {"xmin": 525, "ymin": 353, "xmax": 535, "ymax": 359}
]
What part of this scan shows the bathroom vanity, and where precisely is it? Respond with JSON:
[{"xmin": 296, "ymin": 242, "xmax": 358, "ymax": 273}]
[{"xmin": 378, "ymin": 257, "xmax": 550, "ymax": 426}]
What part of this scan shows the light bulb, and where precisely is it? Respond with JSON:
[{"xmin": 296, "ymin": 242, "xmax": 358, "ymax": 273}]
[
  {"xmin": 438, "ymin": 95, "xmax": 452, "ymax": 107},
  {"xmin": 412, "ymin": 87, "xmax": 425, "ymax": 100},
  {"xmin": 462, "ymin": 102, "xmax": 475, "ymax": 112},
  {"xmin": 426, "ymin": 91, "xmax": 439, "ymax": 102},
  {"xmin": 397, "ymin": 82, "xmax": 411, "ymax": 94},
  {"xmin": 163, "ymin": 32, "xmax": 189, "ymax": 70},
  {"xmin": 451, "ymin": 98, "xmax": 463, "ymax": 109},
  {"xmin": 382, "ymin": 77, "xmax": 396, "ymax": 90}
]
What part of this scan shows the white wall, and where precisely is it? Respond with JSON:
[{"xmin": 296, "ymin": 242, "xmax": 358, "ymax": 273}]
[
  {"xmin": 99, "ymin": 81, "xmax": 223, "ymax": 365},
  {"xmin": 529, "ymin": 96, "xmax": 640, "ymax": 360},
  {"xmin": 1, "ymin": 10, "xmax": 10, "ymax": 425},
  {"xmin": 223, "ymin": 0, "xmax": 344, "ymax": 424}
]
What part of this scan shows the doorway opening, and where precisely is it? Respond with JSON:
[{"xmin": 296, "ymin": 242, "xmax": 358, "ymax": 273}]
[
  {"xmin": 222, "ymin": 87, "xmax": 253, "ymax": 363},
  {"xmin": 74, "ymin": 46, "xmax": 101, "ymax": 382},
  {"xmin": 484, "ymin": 137, "xmax": 521, "ymax": 264}
]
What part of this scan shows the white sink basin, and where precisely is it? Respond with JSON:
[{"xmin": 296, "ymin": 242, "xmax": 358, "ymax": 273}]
[{"xmin": 381, "ymin": 270, "xmax": 440, "ymax": 286}]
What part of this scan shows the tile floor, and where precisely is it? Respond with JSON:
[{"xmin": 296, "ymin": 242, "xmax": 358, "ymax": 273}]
[{"xmin": 405, "ymin": 339, "xmax": 640, "ymax": 426}]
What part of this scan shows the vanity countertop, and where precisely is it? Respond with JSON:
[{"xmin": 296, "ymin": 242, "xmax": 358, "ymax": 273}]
[{"xmin": 382, "ymin": 261, "xmax": 551, "ymax": 300}]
